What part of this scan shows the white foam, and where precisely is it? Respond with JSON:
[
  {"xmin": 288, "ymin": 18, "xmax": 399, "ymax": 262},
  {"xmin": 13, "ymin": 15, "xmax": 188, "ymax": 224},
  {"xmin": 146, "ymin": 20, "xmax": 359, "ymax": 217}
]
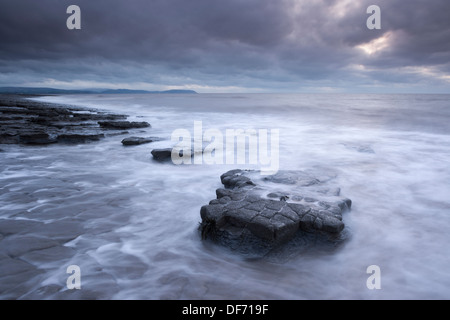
[{"xmin": 1, "ymin": 93, "xmax": 449, "ymax": 299}]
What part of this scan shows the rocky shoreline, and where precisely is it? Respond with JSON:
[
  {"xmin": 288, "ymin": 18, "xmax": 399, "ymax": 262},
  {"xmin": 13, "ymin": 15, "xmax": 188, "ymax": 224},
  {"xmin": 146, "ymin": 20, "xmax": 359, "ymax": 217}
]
[
  {"xmin": 0, "ymin": 95, "xmax": 150, "ymax": 145},
  {"xmin": 1, "ymin": 95, "xmax": 354, "ymax": 293},
  {"xmin": 0, "ymin": 95, "xmax": 159, "ymax": 298},
  {"xmin": 0, "ymin": 94, "xmax": 355, "ymax": 298}
]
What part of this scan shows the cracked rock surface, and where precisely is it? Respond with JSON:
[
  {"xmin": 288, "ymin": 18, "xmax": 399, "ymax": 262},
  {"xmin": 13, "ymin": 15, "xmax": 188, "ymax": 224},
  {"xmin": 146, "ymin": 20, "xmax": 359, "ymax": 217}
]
[{"xmin": 200, "ymin": 169, "xmax": 352, "ymax": 255}]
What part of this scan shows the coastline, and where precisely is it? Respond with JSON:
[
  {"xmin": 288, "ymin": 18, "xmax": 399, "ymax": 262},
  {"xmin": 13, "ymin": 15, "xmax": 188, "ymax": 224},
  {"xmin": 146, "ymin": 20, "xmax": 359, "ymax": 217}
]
[
  {"xmin": 0, "ymin": 94, "xmax": 161, "ymax": 299},
  {"xmin": 1, "ymin": 93, "xmax": 450, "ymax": 299},
  {"xmin": 0, "ymin": 94, "xmax": 151, "ymax": 146}
]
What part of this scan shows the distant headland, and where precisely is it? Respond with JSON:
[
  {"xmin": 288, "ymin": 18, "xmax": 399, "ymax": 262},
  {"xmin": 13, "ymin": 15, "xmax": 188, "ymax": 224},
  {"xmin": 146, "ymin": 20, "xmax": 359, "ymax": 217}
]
[{"xmin": 0, "ymin": 87, "xmax": 198, "ymax": 95}]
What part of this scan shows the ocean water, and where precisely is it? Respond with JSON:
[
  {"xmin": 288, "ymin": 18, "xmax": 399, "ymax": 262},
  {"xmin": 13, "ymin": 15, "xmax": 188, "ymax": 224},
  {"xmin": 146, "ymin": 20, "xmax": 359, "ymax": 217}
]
[{"xmin": 1, "ymin": 93, "xmax": 450, "ymax": 299}]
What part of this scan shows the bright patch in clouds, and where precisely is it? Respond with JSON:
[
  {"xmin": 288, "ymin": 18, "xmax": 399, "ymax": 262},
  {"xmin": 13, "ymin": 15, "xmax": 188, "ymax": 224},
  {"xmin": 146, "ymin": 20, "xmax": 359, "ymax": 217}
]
[
  {"xmin": 402, "ymin": 66, "xmax": 450, "ymax": 83},
  {"xmin": 332, "ymin": 0, "xmax": 361, "ymax": 18},
  {"xmin": 356, "ymin": 32, "xmax": 392, "ymax": 55},
  {"xmin": 1, "ymin": 0, "xmax": 450, "ymax": 93}
]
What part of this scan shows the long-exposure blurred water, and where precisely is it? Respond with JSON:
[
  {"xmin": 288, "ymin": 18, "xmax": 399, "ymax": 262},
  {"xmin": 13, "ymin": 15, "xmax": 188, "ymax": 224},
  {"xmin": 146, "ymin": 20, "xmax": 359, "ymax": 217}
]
[{"xmin": 1, "ymin": 93, "xmax": 449, "ymax": 299}]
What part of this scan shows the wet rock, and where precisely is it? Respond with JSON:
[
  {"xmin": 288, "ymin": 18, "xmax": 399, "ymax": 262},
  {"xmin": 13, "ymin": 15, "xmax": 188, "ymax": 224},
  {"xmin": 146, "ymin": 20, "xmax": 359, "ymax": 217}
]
[
  {"xmin": 1, "ymin": 235, "xmax": 59, "ymax": 258},
  {"xmin": 0, "ymin": 95, "xmax": 139, "ymax": 146},
  {"xmin": 0, "ymin": 219, "xmax": 44, "ymax": 236},
  {"xmin": 200, "ymin": 169, "xmax": 352, "ymax": 254},
  {"xmin": 355, "ymin": 146, "xmax": 375, "ymax": 153},
  {"xmin": 20, "ymin": 246, "xmax": 76, "ymax": 265},
  {"xmin": 28, "ymin": 219, "xmax": 85, "ymax": 243},
  {"xmin": 98, "ymin": 121, "xmax": 150, "ymax": 129},
  {"xmin": 0, "ymin": 106, "xmax": 28, "ymax": 114},
  {"xmin": 0, "ymin": 133, "xmax": 19, "ymax": 144},
  {"xmin": 343, "ymin": 143, "xmax": 375, "ymax": 154},
  {"xmin": 151, "ymin": 148, "xmax": 173, "ymax": 161},
  {"xmin": 151, "ymin": 147, "xmax": 199, "ymax": 162},
  {"xmin": 0, "ymin": 255, "xmax": 44, "ymax": 299},
  {"xmin": 122, "ymin": 136, "xmax": 161, "ymax": 146},
  {"xmin": 18, "ymin": 285, "xmax": 62, "ymax": 300},
  {"xmin": 57, "ymin": 133, "xmax": 105, "ymax": 144},
  {"xmin": 104, "ymin": 253, "xmax": 149, "ymax": 280},
  {"xmin": 104, "ymin": 131, "xmax": 129, "ymax": 139},
  {"xmin": 71, "ymin": 113, "xmax": 127, "ymax": 121},
  {"xmin": 19, "ymin": 132, "xmax": 57, "ymax": 145}
]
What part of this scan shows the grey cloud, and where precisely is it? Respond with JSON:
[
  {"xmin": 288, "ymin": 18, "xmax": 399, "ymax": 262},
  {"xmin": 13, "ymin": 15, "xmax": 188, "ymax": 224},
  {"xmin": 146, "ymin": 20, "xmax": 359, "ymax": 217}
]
[{"xmin": 0, "ymin": 0, "xmax": 449, "ymax": 92}]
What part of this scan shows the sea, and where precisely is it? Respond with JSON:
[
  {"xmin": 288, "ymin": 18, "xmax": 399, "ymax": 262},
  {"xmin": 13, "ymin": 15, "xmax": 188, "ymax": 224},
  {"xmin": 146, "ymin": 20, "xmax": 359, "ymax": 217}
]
[{"xmin": 1, "ymin": 93, "xmax": 449, "ymax": 299}]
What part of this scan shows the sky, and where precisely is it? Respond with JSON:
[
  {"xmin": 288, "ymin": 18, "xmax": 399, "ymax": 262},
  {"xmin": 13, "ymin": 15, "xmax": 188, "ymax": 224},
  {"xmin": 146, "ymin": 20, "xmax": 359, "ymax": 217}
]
[{"xmin": 0, "ymin": 0, "xmax": 449, "ymax": 93}]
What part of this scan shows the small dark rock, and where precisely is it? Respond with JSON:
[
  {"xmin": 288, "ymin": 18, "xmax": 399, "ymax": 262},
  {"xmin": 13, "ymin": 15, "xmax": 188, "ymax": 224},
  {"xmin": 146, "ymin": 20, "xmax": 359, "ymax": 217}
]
[
  {"xmin": 98, "ymin": 121, "xmax": 150, "ymax": 129},
  {"xmin": 122, "ymin": 137, "xmax": 161, "ymax": 146},
  {"xmin": 151, "ymin": 148, "xmax": 173, "ymax": 161}
]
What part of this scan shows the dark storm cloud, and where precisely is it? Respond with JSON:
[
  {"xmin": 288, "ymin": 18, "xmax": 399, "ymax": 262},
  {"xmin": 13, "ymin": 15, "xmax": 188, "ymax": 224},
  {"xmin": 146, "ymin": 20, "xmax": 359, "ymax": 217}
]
[
  {"xmin": 0, "ymin": 0, "xmax": 292, "ymax": 60},
  {"xmin": 0, "ymin": 0, "xmax": 449, "ymax": 92}
]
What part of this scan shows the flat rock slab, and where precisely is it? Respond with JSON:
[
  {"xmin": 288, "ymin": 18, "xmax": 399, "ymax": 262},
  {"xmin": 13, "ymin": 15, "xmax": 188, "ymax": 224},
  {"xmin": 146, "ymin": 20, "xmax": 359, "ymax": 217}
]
[
  {"xmin": 20, "ymin": 246, "xmax": 76, "ymax": 266},
  {"xmin": 200, "ymin": 169, "xmax": 352, "ymax": 255},
  {"xmin": 122, "ymin": 136, "xmax": 161, "ymax": 146},
  {"xmin": 0, "ymin": 219, "xmax": 44, "ymax": 236},
  {"xmin": 28, "ymin": 219, "xmax": 85, "ymax": 243},
  {"xmin": 1, "ymin": 235, "xmax": 60, "ymax": 258},
  {"xmin": 0, "ymin": 255, "xmax": 44, "ymax": 299}
]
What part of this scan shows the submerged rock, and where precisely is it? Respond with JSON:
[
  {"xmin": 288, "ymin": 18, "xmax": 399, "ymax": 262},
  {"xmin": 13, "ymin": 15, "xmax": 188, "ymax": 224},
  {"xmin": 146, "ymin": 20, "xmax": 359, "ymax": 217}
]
[
  {"xmin": 122, "ymin": 136, "xmax": 161, "ymax": 146},
  {"xmin": 343, "ymin": 143, "xmax": 375, "ymax": 154},
  {"xmin": 200, "ymin": 169, "xmax": 352, "ymax": 255}
]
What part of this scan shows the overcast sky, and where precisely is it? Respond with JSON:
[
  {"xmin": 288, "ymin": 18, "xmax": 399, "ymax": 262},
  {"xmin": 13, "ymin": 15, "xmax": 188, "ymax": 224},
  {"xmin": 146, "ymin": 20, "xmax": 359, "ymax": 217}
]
[{"xmin": 0, "ymin": 0, "xmax": 449, "ymax": 93}]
